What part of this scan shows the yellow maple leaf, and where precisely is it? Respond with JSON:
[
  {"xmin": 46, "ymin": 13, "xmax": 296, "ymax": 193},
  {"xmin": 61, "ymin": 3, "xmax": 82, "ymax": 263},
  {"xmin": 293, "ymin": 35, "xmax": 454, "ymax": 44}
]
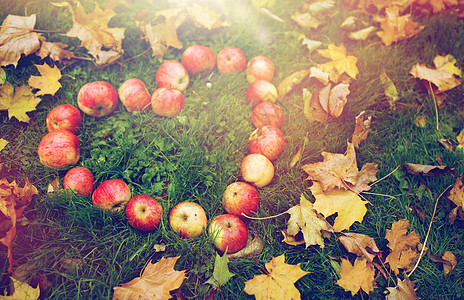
[
  {"xmin": 1, "ymin": 277, "xmax": 40, "ymax": 300},
  {"xmin": 112, "ymin": 256, "xmax": 186, "ymax": 300},
  {"xmin": 385, "ymin": 219, "xmax": 421, "ymax": 275},
  {"xmin": 317, "ymin": 44, "xmax": 359, "ymax": 82},
  {"xmin": 0, "ymin": 82, "xmax": 42, "ymax": 123},
  {"xmin": 28, "ymin": 63, "xmax": 62, "ymax": 96},
  {"xmin": 337, "ymin": 257, "xmax": 375, "ymax": 296},
  {"xmin": 0, "ymin": 139, "xmax": 8, "ymax": 152},
  {"xmin": 243, "ymin": 254, "xmax": 309, "ymax": 300},
  {"xmin": 310, "ymin": 181, "xmax": 368, "ymax": 232},
  {"xmin": 376, "ymin": 6, "xmax": 425, "ymax": 46},
  {"xmin": 283, "ymin": 195, "xmax": 332, "ymax": 248}
]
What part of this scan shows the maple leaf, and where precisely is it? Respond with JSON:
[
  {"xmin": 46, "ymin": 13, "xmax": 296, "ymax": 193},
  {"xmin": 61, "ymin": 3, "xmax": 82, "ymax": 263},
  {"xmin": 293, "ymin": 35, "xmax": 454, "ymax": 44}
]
[
  {"xmin": 112, "ymin": 256, "xmax": 186, "ymax": 300},
  {"xmin": 447, "ymin": 176, "xmax": 464, "ymax": 207},
  {"xmin": 385, "ymin": 219, "xmax": 421, "ymax": 275},
  {"xmin": 337, "ymin": 257, "xmax": 375, "ymax": 296},
  {"xmin": 376, "ymin": 6, "xmax": 425, "ymax": 46},
  {"xmin": 385, "ymin": 276, "xmax": 419, "ymax": 300},
  {"xmin": 243, "ymin": 254, "xmax": 309, "ymax": 300},
  {"xmin": 0, "ymin": 14, "xmax": 42, "ymax": 67},
  {"xmin": 0, "ymin": 139, "xmax": 8, "ymax": 152},
  {"xmin": 36, "ymin": 41, "xmax": 75, "ymax": 63},
  {"xmin": 0, "ymin": 82, "xmax": 42, "ymax": 123},
  {"xmin": 415, "ymin": 0, "xmax": 459, "ymax": 14},
  {"xmin": 282, "ymin": 195, "xmax": 332, "ymax": 248},
  {"xmin": 339, "ymin": 232, "xmax": 381, "ymax": 262},
  {"xmin": 206, "ymin": 251, "xmax": 235, "ymax": 288},
  {"xmin": 310, "ymin": 181, "xmax": 368, "ymax": 232},
  {"xmin": 1, "ymin": 277, "xmax": 40, "ymax": 300},
  {"xmin": 28, "ymin": 63, "xmax": 62, "ymax": 96},
  {"xmin": 317, "ymin": 44, "xmax": 359, "ymax": 82},
  {"xmin": 409, "ymin": 54, "xmax": 461, "ymax": 94}
]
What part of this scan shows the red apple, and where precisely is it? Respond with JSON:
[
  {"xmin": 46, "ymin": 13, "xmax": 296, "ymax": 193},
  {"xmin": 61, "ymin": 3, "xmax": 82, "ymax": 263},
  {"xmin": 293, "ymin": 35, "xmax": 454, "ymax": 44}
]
[
  {"xmin": 38, "ymin": 130, "xmax": 80, "ymax": 169},
  {"xmin": 63, "ymin": 166, "xmax": 95, "ymax": 196},
  {"xmin": 125, "ymin": 195, "xmax": 163, "ymax": 231},
  {"xmin": 208, "ymin": 214, "xmax": 248, "ymax": 254},
  {"xmin": 155, "ymin": 61, "xmax": 189, "ymax": 92},
  {"xmin": 246, "ymin": 55, "xmax": 275, "ymax": 83},
  {"xmin": 216, "ymin": 47, "xmax": 246, "ymax": 74},
  {"xmin": 251, "ymin": 101, "xmax": 284, "ymax": 128},
  {"xmin": 77, "ymin": 81, "xmax": 119, "ymax": 117},
  {"xmin": 248, "ymin": 125, "xmax": 285, "ymax": 161},
  {"xmin": 92, "ymin": 179, "xmax": 131, "ymax": 211},
  {"xmin": 118, "ymin": 78, "xmax": 152, "ymax": 112},
  {"xmin": 241, "ymin": 153, "xmax": 274, "ymax": 188},
  {"xmin": 181, "ymin": 45, "xmax": 216, "ymax": 76},
  {"xmin": 151, "ymin": 87, "xmax": 185, "ymax": 118},
  {"xmin": 246, "ymin": 80, "xmax": 278, "ymax": 106},
  {"xmin": 222, "ymin": 182, "xmax": 260, "ymax": 217},
  {"xmin": 46, "ymin": 104, "xmax": 82, "ymax": 134},
  {"xmin": 169, "ymin": 201, "xmax": 208, "ymax": 238}
]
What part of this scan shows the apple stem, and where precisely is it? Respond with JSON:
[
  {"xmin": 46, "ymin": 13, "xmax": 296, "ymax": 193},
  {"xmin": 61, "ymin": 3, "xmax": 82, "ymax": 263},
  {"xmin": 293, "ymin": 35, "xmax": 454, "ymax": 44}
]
[{"xmin": 241, "ymin": 211, "xmax": 288, "ymax": 220}]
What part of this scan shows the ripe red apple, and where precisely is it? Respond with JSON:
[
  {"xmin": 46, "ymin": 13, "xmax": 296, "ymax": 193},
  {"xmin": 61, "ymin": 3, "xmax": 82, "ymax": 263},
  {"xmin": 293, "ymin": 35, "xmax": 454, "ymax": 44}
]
[
  {"xmin": 248, "ymin": 125, "xmax": 285, "ymax": 161},
  {"xmin": 46, "ymin": 104, "xmax": 82, "ymax": 134},
  {"xmin": 38, "ymin": 130, "xmax": 80, "ymax": 169},
  {"xmin": 92, "ymin": 179, "xmax": 131, "ymax": 211},
  {"xmin": 222, "ymin": 182, "xmax": 260, "ymax": 217},
  {"xmin": 216, "ymin": 47, "xmax": 246, "ymax": 74},
  {"xmin": 63, "ymin": 166, "xmax": 95, "ymax": 196},
  {"xmin": 251, "ymin": 101, "xmax": 284, "ymax": 128},
  {"xmin": 241, "ymin": 153, "xmax": 274, "ymax": 188},
  {"xmin": 246, "ymin": 80, "xmax": 278, "ymax": 106},
  {"xmin": 208, "ymin": 214, "xmax": 248, "ymax": 254},
  {"xmin": 169, "ymin": 201, "xmax": 208, "ymax": 238},
  {"xmin": 118, "ymin": 78, "xmax": 152, "ymax": 112},
  {"xmin": 151, "ymin": 87, "xmax": 185, "ymax": 118},
  {"xmin": 181, "ymin": 45, "xmax": 216, "ymax": 76},
  {"xmin": 125, "ymin": 195, "xmax": 163, "ymax": 231},
  {"xmin": 155, "ymin": 61, "xmax": 189, "ymax": 92},
  {"xmin": 246, "ymin": 55, "xmax": 275, "ymax": 83},
  {"xmin": 77, "ymin": 81, "xmax": 119, "ymax": 117}
]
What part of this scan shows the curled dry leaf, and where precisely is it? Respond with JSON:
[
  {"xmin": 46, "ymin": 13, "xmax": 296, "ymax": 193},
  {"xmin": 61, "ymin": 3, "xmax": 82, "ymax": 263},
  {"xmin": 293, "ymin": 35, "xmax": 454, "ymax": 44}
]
[
  {"xmin": 385, "ymin": 275, "xmax": 419, "ymax": 300},
  {"xmin": 348, "ymin": 26, "xmax": 376, "ymax": 40},
  {"xmin": 402, "ymin": 163, "xmax": 455, "ymax": 177},
  {"xmin": 441, "ymin": 251, "xmax": 457, "ymax": 275},
  {"xmin": 227, "ymin": 234, "xmax": 264, "ymax": 259},
  {"xmin": 328, "ymin": 83, "xmax": 350, "ymax": 118},
  {"xmin": 351, "ymin": 111, "xmax": 371, "ymax": 149}
]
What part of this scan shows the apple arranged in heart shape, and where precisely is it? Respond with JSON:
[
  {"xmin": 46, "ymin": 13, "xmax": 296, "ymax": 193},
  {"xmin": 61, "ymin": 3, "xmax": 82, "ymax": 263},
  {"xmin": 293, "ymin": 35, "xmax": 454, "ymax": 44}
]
[
  {"xmin": 246, "ymin": 55, "xmax": 275, "ymax": 83},
  {"xmin": 246, "ymin": 80, "xmax": 278, "ymax": 106},
  {"xmin": 125, "ymin": 195, "xmax": 163, "ymax": 232},
  {"xmin": 251, "ymin": 101, "xmax": 284, "ymax": 128},
  {"xmin": 241, "ymin": 153, "xmax": 274, "ymax": 187},
  {"xmin": 151, "ymin": 87, "xmax": 185, "ymax": 118},
  {"xmin": 169, "ymin": 201, "xmax": 208, "ymax": 238},
  {"xmin": 118, "ymin": 78, "xmax": 152, "ymax": 113},
  {"xmin": 248, "ymin": 125, "xmax": 285, "ymax": 161},
  {"xmin": 156, "ymin": 61, "xmax": 190, "ymax": 92},
  {"xmin": 182, "ymin": 45, "xmax": 216, "ymax": 76}
]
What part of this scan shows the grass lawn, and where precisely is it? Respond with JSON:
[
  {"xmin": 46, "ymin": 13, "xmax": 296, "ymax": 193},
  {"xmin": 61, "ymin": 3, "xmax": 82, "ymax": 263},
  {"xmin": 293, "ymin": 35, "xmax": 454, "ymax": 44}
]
[{"xmin": 1, "ymin": 0, "xmax": 464, "ymax": 299}]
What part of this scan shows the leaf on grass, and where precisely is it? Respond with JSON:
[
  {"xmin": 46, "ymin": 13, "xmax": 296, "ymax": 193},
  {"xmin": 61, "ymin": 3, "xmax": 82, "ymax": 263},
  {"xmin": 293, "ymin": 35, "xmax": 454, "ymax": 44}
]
[
  {"xmin": 415, "ymin": 0, "xmax": 460, "ymax": 14},
  {"xmin": 376, "ymin": 6, "xmax": 424, "ymax": 46},
  {"xmin": 291, "ymin": 12, "xmax": 322, "ymax": 29},
  {"xmin": 0, "ymin": 14, "xmax": 42, "ymax": 67},
  {"xmin": 112, "ymin": 256, "xmax": 186, "ymax": 300},
  {"xmin": 277, "ymin": 69, "xmax": 310, "ymax": 99},
  {"xmin": 309, "ymin": 66, "xmax": 330, "ymax": 85},
  {"xmin": 290, "ymin": 147, "xmax": 303, "ymax": 168},
  {"xmin": 2, "ymin": 277, "xmax": 40, "ymax": 300},
  {"xmin": 36, "ymin": 41, "xmax": 75, "ymax": 63},
  {"xmin": 206, "ymin": 251, "xmax": 235, "ymax": 288},
  {"xmin": 310, "ymin": 181, "xmax": 368, "ymax": 232},
  {"xmin": 352, "ymin": 111, "xmax": 372, "ymax": 149},
  {"xmin": 441, "ymin": 251, "xmax": 457, "ymax": 275},
  {"xmin": 0, "ymin": 68, "xmax": 6, "ymax": 84},
  {"xmin": 336, "ymin": 257, "xmax": 375, "ymax": 296},
  {"xmin": 317, "ymin": 44, "xmax": 359, "ymax": 82},
  {"xmin": 385, "ymin": 219, "xmax": 421, "ymax": 275},
  {"xmin": 385, "ymin": 276, "xmax": 419, "ymax": 300},
  {"xmin": 328, "ymin": 83, "xmax": 350, "ymax": 117},
  {"xmin": 28, "ymin": 63, "xmax": 62, "ymax": 96},
  {"xmin": 0, "ymin": 82, "xmax": 42, "ymax": 123},
  {"xmin": 243, "ymin": 254, "xmax": 309, "ymax": 300},
  {"xmin": 300, "ymin": 37, "xmax": 322, "ymax": 53},
  {"xmin": 0, "ymin": 139, "xmax": 8, "ymax": 152},
  {"xmin": 448, "ymin": 176, "xmax": 464, "ymax": 207},
  {"xmin": 228, "ymin": 234, "xmax": 264, "ymax": 259},
  {"xmin": 402, "ymin": 163, "xmax": 455, "ymax": 177},
  {"xmin": 283, "ymin": 195, "xmax": 332, "ymax": 248},
  {"xmin": 348, "ymin": 26, "xmax": 376, "ymax": 40},
  {"xmin": 379, "ymin": 69, "xmax": 399, "ymax": 109},
  {"xmin": 339, "ymin": 232, "xmax": 381, "ymax": 262}
]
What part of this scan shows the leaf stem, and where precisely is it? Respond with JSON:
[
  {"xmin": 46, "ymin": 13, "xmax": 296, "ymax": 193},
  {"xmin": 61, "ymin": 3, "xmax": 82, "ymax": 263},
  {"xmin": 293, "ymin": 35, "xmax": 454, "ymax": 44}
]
[{"xmin": 241, "ymin": 211, "xmax": 288, "ymax": 220}]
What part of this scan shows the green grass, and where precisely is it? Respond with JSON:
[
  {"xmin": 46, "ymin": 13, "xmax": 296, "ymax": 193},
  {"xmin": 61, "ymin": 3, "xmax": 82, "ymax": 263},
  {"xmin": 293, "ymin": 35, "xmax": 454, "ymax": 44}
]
[{"xmin": 1, "ymin": 0, "xmax": 464, "ymax": 299}]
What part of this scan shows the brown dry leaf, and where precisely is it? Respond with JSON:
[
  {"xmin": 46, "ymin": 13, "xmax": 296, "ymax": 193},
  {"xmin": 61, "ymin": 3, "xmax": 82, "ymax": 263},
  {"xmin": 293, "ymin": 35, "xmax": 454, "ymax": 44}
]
[
  {"xmin": 415, "ymin": 0, "xmax": 459, "ymax": 14},
  {"xmin": 402, "ymin": 163, "xmax": 455, "ymax": 177},
  {"xmin": 310, "ymin": 181, "xmax": 368, "ymax": 232},
  {"xmin": 448, "ymin": 176, "xmax": 464, "ymax": 207},
  {"xmin": 337, "ymin": 257, "xmax": 375, "ymax": 296},
  {"xmin": 352, "ymin": 111, "xmax": 372, "ymax": 149},
  {"xmin": 243, "ymin": 254, "xmax": 309, "ymax": 300},
  {"xmin": 283, "ymin": 195, "xmax": 332, "ymax": 248},
  {"xmin": 317, "ymin": 44, "xmax": 359, "ymax": 83},
  {"xmin": 0, "ymin": 14, "xmax": 42, "ymax": 67},
  {"xmin": 291, "ymin": 12, "xmax": 322, "ymax": 29},
  {"xmin": 305, "ymin": 85, "xmax": 329, "ymax": 123},
  {"xmin": 385, "ymin": 219, "xmax": 421, "ymax": 275},
  {"xmin": 57, "ymin": 0, "xmax": 125, "ymax": 67},
  {"xmin": 328, "ymin": 83, "xmax": 350, "ymax": 118},
  {"xmin": 339, "ymin": 232, "xmax": 381, "ymax": 262},
  {"xmin": 112, "ymin": 256, "xmax": 186, "ymax": 300},
  {"xmin": 277, "ymin": 69, "xmax": 310, "ymax": 100},
  {"xmin": 0, "ymin": 82, "xmax": 42, "ymax": 123},
  {"xmin": 36, "ymin": 41, "xmax": 75, "ymax": 63},
  {"xmin": 228, "ymin": 234, "xmax": 264, "ymax": 259},
  {"xmin": 442, "ymin": 251, "xmax": 457, "ymax": 275},
  {"xmin": 385, "ymin": 276, "xmax": 419, "ymax": 300},
  {"xmin": 351, "ymin": 163, "xmax": 378, "ymax": 194},
  {"xmin": 376, "ymin": 6, "xmax": 425, "ymax": 46},
  {"xmin": 28, "ymin": 63, "xmax": 62, "ymax": 96}
]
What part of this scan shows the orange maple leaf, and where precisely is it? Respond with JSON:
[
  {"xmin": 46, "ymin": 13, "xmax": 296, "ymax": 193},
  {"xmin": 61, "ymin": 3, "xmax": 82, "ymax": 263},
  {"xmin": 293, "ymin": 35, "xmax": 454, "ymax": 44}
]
[
  {"xmin": 385, "ymin": 219, "xmax": 421, "ymax": 274},
  {"xmin": 376, "ymin": 6, "xmax": 424, "ymax": 46},
  {"xmin": 112, "ymin": 256, "xmax": 186, "ymax": 300},
  {"xmin": 337, "ymin": 257, "xmax": 375, "ymax": 296}
]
